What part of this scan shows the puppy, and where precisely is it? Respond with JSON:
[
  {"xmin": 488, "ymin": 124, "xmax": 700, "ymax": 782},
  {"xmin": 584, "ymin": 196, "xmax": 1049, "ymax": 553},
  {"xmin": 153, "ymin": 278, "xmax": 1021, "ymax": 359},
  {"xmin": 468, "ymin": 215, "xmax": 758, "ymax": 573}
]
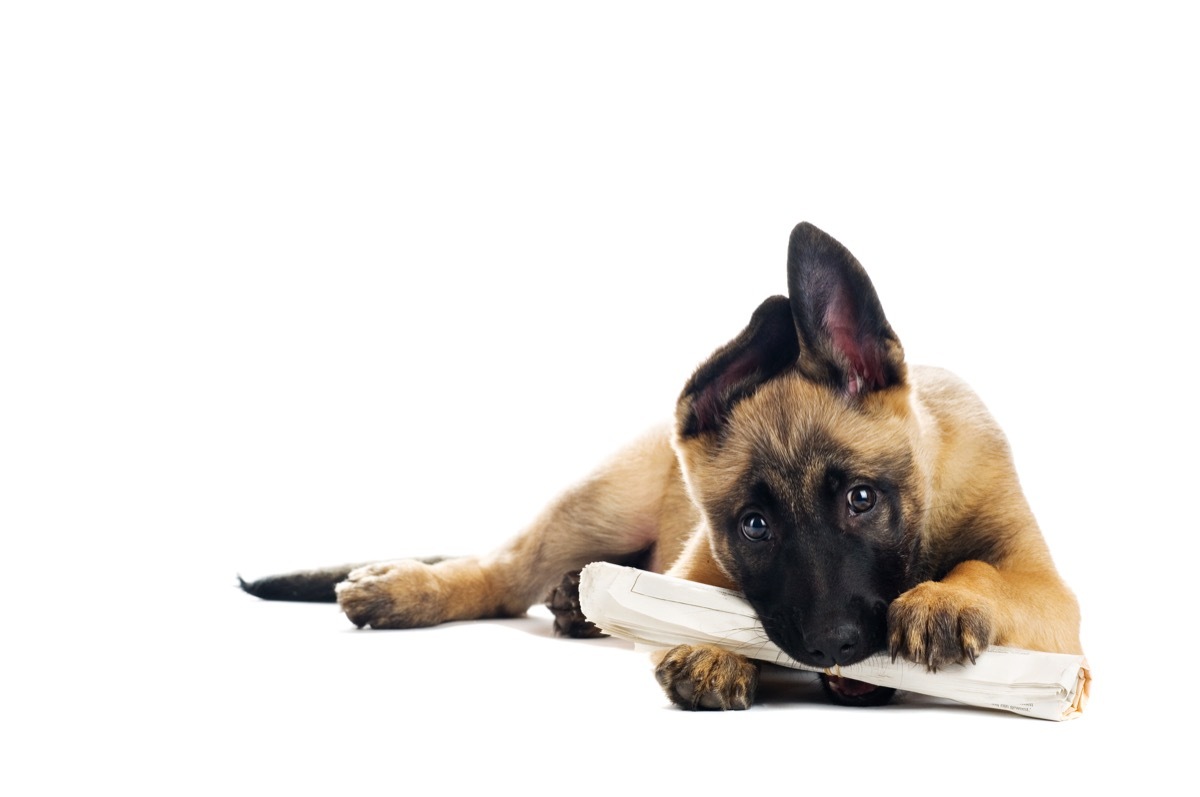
[{"xmin": 241, "ymin": 222, "xmax": 1083, "ymax": 710}]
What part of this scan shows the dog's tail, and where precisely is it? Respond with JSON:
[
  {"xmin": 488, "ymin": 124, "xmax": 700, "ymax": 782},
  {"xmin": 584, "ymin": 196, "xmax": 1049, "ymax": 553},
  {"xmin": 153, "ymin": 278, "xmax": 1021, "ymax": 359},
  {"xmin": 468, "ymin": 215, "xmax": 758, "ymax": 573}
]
[{"xmin": 237, "ymin": 556, "xmax": 451, "ymax": 602}]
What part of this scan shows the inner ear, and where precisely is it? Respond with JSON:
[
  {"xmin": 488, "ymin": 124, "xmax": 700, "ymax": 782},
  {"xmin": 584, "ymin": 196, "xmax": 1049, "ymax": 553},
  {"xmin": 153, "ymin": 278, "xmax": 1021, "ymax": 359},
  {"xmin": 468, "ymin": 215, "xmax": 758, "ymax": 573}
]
[
  {"xmin": 787, "ymin": 223, "xmax": 904, "ymax": 395},
  {"xmin": 678, "ymin": 295, "xmax": 799, "ymax": 438}
]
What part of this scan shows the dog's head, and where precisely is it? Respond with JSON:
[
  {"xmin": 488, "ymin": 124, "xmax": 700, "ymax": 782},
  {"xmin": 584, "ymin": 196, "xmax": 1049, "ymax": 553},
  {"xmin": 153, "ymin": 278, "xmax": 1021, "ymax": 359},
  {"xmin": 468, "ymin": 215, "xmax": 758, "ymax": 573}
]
[{"xmin": 673, "ymin": 222, "xmax": 924, "ymax": 669}]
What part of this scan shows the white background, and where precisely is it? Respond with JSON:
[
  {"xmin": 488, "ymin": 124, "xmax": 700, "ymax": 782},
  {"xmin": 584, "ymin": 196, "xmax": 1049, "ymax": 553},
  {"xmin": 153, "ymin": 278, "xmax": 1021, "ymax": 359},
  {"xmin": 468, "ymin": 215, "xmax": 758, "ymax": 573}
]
[{"xmin": 3, "ymin": 2, "xmax": 1198, "ymax": 794}]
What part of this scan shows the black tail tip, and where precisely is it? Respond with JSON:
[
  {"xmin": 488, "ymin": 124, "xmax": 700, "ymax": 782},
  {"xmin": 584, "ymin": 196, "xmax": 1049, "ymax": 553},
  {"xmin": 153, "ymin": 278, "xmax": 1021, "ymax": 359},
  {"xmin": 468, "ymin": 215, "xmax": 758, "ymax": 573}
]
[
  {"xmin": 237, "ymin": 574, "xmax": 266, "ymax": 598},
  {"xmin": 235, "ymin": 571, "xmax": 342, "ymax": 602}
]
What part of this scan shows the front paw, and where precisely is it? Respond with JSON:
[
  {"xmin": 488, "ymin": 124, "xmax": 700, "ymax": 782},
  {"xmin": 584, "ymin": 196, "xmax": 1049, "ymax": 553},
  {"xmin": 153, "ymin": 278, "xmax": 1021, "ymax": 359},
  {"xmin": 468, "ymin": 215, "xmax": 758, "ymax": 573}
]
[
  {"xmin": 887, "ymin": 581, "xmax": 994, "ymax": 670},
  {"xmin": 335, "ymin": 560, "xmax": 445, "ymax": 629},
  {"xmin": 654, "ymin": 644, "xmax": 758, "ymax": 710}
]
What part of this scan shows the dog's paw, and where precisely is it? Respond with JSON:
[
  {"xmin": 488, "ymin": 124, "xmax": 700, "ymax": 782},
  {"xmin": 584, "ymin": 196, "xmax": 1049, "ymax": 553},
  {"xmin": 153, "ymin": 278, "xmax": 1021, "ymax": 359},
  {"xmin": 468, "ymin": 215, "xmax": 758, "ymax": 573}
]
[
  {"xmin": 654, "ymin": 644, "xmax": 759, "ymax": 710},
  {"xmin": 544, "ymin": 570, "xmax": 606, "ymax": 639},
  {"xmin": 335, "ymin": 560, "xmax": 446, "ymax": 629},
  {"xmin": 887, "ymin": 581, "xmax": 994, "ymax": 670}
]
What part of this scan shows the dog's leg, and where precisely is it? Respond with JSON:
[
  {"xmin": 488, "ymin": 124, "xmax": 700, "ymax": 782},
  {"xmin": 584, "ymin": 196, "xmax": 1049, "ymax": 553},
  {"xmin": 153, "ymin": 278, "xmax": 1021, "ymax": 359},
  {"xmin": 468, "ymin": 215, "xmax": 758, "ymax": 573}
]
[
  {"xmin": 651, "ymin": 533, "xmax": 761, "ymax": 710},
  {"xmin": 336, "ymin": 427, "xmax": 695, "ymax": 629},
  {"xmin": 888, "ymin": 512, "xmax": 1083, "ymax": 669}
]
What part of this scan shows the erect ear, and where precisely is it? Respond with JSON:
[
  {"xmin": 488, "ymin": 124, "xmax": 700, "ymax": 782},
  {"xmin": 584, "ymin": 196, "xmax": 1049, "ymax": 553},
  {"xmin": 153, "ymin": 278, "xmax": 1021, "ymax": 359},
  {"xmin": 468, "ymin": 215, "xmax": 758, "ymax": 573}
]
[
  {"xmin": 677, "ymin": 295, "xmax": 800, "ymax": 438},
  {"xmin": 787, "ymin": 222, "xmax": 905, "ymax": 396}
]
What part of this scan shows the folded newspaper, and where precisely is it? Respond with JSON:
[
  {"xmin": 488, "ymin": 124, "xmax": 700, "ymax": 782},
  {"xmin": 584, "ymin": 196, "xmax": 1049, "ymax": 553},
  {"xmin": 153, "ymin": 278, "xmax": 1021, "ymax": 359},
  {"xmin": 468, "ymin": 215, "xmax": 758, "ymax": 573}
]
[{"xmin": 578, "ymin": 562, "xmax": 1090, "ymax": 721}]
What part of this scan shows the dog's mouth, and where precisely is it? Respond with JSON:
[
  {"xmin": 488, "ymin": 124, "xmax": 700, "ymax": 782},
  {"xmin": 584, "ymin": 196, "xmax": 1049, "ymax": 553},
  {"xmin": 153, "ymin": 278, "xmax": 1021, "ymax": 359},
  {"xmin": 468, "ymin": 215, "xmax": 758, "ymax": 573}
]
[
  {"xmin": 821, "ymin": 674, "xmax": 897, "ymax": 707},
  {"xmin": 825, "ymin": 675, "xmax": 877, "ymax": 698}
]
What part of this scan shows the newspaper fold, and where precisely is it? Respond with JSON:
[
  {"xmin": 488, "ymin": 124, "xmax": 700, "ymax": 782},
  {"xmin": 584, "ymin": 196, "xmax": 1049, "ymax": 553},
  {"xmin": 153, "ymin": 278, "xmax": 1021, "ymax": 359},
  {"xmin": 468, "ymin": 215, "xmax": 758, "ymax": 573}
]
[{"xmin": 578, "ymin": 562, "xmax": 1089, "ymax": 721}]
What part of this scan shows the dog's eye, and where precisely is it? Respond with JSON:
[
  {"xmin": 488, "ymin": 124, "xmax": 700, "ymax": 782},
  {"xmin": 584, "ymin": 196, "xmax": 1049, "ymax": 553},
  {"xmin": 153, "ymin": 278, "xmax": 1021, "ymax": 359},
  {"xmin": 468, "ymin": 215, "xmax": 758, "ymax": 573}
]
[
  {"xmin": 740, "ymin": 513, "xmax": 771, "ymax": 541},
  {"xmin": 847, "ymin": 486, "xmax": 877, "ymax": 514}
]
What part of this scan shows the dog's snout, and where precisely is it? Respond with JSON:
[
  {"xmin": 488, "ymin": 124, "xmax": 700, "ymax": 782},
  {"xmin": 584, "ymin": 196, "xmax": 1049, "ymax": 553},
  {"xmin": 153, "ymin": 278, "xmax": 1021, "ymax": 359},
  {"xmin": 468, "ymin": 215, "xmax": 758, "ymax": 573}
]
[{"xmin": 806, "ymin": 623, "xmax": 866, "ymax": 667}]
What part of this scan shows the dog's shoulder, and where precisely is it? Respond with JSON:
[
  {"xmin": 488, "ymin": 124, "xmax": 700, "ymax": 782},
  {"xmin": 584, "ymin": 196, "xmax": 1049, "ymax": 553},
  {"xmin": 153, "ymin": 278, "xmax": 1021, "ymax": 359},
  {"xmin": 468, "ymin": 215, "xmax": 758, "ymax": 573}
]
[
  {"xmin": 907, "ymin": 364, "xmax": 1008, "ymax": 450},
  {"xmin": 906, "ymin": 363, "xmax": 1025, "ymax": 513}
]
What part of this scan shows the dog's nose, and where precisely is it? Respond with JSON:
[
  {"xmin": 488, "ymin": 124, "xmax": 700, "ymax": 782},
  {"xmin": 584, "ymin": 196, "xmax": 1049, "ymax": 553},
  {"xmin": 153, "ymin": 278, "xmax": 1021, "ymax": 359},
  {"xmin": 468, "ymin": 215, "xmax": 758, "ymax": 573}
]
[{"xmin": 806, "ymin": 624, "xmax": 865, "ymax": 667}]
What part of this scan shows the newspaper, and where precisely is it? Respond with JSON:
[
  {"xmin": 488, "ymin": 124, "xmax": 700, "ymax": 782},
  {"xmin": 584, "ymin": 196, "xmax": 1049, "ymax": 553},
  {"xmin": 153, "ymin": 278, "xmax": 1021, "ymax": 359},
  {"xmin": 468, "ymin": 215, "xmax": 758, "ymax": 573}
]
[{"xmin": 578, "ymin": 562, "xmax": 1090, "ymax": 721}]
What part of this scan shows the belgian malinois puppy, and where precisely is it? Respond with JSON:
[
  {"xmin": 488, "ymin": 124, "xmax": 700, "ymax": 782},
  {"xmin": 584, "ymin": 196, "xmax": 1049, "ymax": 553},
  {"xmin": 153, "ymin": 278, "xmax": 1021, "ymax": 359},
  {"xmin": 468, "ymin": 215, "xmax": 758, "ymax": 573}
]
[{"xmin": 241, "ymin": 222, "xmax": 1083, "ymax": 710}]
